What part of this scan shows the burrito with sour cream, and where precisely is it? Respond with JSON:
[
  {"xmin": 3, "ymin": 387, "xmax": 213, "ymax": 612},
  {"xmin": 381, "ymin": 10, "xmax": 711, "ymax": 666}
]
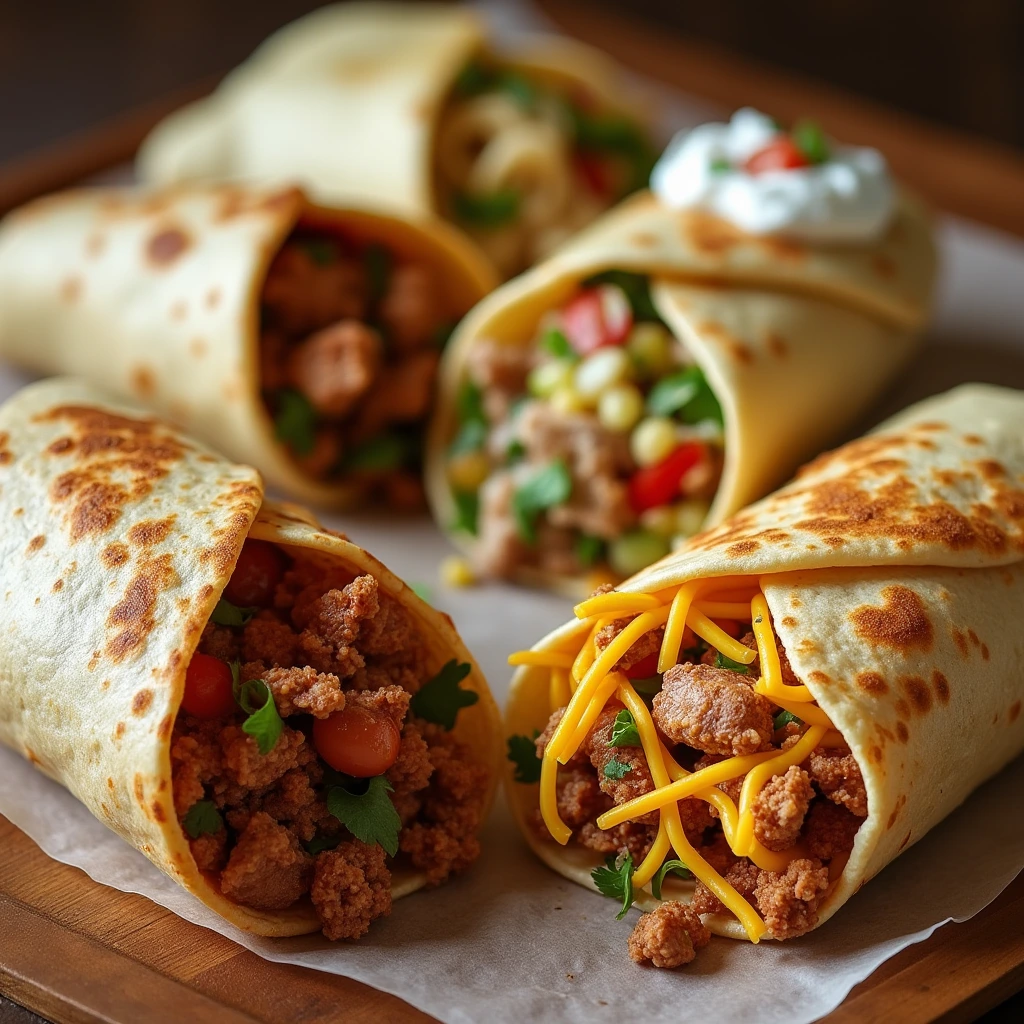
[
  {"xmin": 504, "ymin": 383, "xmax": 1024, "ymax": 966},
  {"xmin": 427, "ymin": 110, "xmax": 937, "ymax": 595},
  {"xmin": 137, "ymin": 2, "xmax": 656, "ymax": 280},
  {"xmin": 0, "ymin": 378, "xmax": 501, "ymax": 939},
  {"xmin": 0, "ymin": 181, "xmax": 496, "ymax": 508}
]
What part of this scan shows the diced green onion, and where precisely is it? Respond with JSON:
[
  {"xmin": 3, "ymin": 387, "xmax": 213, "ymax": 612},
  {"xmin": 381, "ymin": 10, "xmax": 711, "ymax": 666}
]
[
  {"xmin": 452, "ymin": 490, "xmax": 480, "ymax": 535},
  {"xmin": 541, "ymin": 326, "xmax": 577, "ymax": 361},
  {"xmin": 453, "ymin": 189, "xmax": 520, "ymax": 228},
  {"xmin": 709, "ymin": 156, "xmax": 732, "ymax": 174},
  {"xmin": 792, "ymin": 119, "xmax": 830, "ymax": 165}
]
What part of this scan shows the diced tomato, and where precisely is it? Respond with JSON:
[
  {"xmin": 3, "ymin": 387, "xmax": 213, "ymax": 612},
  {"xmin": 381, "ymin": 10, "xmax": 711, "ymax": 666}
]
[
  {"xmin": 625, "ymin": 651, "xmax": 660, "ymax": 679},
  {"xmin": 574, "ymin": 152, "xmax": 613, "ymax": 199},
  {"xmin": 561, "ymin": 285, "xmax": 633, "ymax": 355},
  {"xmin": 223, "ymin": 540, "xmax": 286, "ymax": 607},
  {"xmin": 181, "ymin": 653, "xmax": 236, "ymax": 719},
  {"xmin": 628, "ymin": 442, "xmax": 705, "ymax": 514},
  {"xmin": 744, "ymin": 136, "xmax": 810, "ymax": 174},
  {"xmin": 313, "ymin": 705, "xmax": 402, "ymax": 778}
]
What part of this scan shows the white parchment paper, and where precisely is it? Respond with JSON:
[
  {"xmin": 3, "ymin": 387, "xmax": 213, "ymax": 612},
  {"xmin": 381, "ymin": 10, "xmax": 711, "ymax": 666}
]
[{"xmin": 3, "ymin": 2, "xmax": 1024, "ymax": 1021}]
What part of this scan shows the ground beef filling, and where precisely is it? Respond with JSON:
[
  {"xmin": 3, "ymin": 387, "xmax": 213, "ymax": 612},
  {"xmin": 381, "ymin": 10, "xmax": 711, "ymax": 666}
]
[
  {"xmin": 534, "ymin": 602, "xmax": 868, "ymax": 965},
  {"xmin": 172, "ymin": 544, "xmax": 487, "ymax": 941}
]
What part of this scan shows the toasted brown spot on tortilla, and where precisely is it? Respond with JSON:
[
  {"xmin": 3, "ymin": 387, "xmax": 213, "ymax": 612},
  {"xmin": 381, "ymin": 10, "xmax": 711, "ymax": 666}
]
[
  {"xmin": 630, "ymin": 232, "xmax": 658, "ymax": 248},
  {"xmin": 151, "ymin": 801, "xmax": 167, "ymax": 823},
  {"xmin": 808, "ymin": 670, "xmax": 831, "ymax": 686},
  {"xmin": 130, "ymin": 365, "xmax": 156, "ymax": 399},
  {"xmin": 701, "ymin": 321, "xmax": 753, "ymax": 364},
  {"xmin": 795, "ymin": 638, "xmax": 817, "ymax": 655},
  {"xmin": 963, "ymin": 434, "xmax": 983, "ymax": 445},
  {"xmin": 114, "ymin": 722, "xmax": 126, "ymax": 740},
  {"xmin": 894, "ymin": 699, "xmax": 910, "ymax": 720},
  {"xmin": 900, "ymin": 675, "xmax": 932, "ymax": 714},
  {"xmin": 101, "ymin": 680, "xmax": 110, "ymax": 690},
  {"xmin": 727, "ymin": 540, "xmax": 760, "ymax": 557},
  {"xmin": 868, "ymin": 745, "xmax": 883, "ymax": 764},
  {"xmin": 127, "ymin": 515, "xmax": 176, "ymax": 548},
  {"xmin": 158, "ymin": 714, "xmax": 173, "ymax": 740},
  {"xmin": 204, "ymin": 287, "xmax": 221, "ymax": 309},
  {"xmin": 25, "ymin": 747, "xmax": 41, "ymax": 766},
  {"xmin": 133, "ymin": 773, "xmax": 144, "ymax": 804},
  {"xmin": 766, "ymin": 332, "xmax": 788, "ymax": 358},
  {"xmin": 790, "ymin": 597, "xmax": 802, "ymax": 608},
  {"xmin": 170, "ymin": 299, "xmax": 187, "ymax": 320},
  {"xmin": 147, "ymin": 226, "xmax": 191, "ymax": 265},
  {"xmin": 101, "ymin": 542, "xmax": 130, "ymax": 569},
  {"xmin": 88, "ymin": 651, "xmax": 100, "ymax": 671},
  {"xmin": 981, "ymin": 643, "xmax": 990, "ymax": 660},
  {"xmin": 851, "ymin": 586, "xmax": 933, "ymax": 653},
  {"xmin": 107, "ymin": 778, "xmax": 114, "ymax": 790},
  {"xmin": 84, "ymin": 232, "xmax": 107, "ymax": 258},
  {"xmin": 52, "ymin": 579, "xmax": 64, "ymax": 592},
  {"xmin": 106, "ymin": 552, "xmax": 176, "ymax": 663},
  {"xmin": 132, "ymin": 689, "xmax": 154, "ymax": 716},
  {"xmin": 951, "ymin": 627, "xmax": 970, "ymax": 658},
  {"xmin": 856, "ymin": 671, "xmax": 888, "ymax": 695},
  {"xmin": 47, "ymin": 436, "xmax": 74, "ymax": 455},
  {"xmin": 26, "ymin": 535, "xmax": 45, "ymax": 554},
  {"xmin": 189, "ymin": 337, "xmax": 208, "ymax": 358},
  {"xmin": 968, "ymin": 628, "xmax": 981, "ymax": 647},
  {"xmin": 781, "ymin": 616, "xmax": 797, "ymax": 628},
  {"xmin": 1010, "ymin": 701, "xmax": 1021, "ymax": 723},
  {"xmin": 898, "ymin": 831, "xmax": 912, "ymax": 851},
  {"xmin": 932, "ymin": 671, "xmax": 950, "ymax": 705},
  {"xmin": 60, "ymin": 276, "xmax": 82, "ymax": 303}
]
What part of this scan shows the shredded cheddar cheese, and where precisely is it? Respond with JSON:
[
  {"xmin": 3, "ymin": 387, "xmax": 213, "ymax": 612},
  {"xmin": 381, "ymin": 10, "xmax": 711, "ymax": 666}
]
[
  {"xmin": 549, "ymin": 668, "xmax": 572, "ymax": 713},
  {"xmin": 508, "ymin": 650, "xmax": 575, "ymax": 669},
  {"xmin": 658, "ymin": 581, "xmax": 700, "ymax": 673}
]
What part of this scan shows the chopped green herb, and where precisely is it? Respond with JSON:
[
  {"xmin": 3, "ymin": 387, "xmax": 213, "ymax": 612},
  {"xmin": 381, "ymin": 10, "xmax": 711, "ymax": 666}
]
[
  {"xmin": 305, "ymin": 833, "xmax": 342, "ymax": 855},
  {"xmin": 774, "ymin": 709, "xmax": 802, "ymax": 730},
  {"xmin": 451, "ymin": 490, "xmax": 480, "ymax": 535},
  {"xmin": 591, "ymin": 852, "xmax": 634, "ymax": 920},
  {"xmin": 454, "ymin": 189, "xmax": 520, "ymax": 228},
  {"xmin": 575, "ymin": 532, "xmax": 605, "ymax": 568},
  {"xmin": 541, "ymin": 326, "xmax": 577, "ymax": 361},
  {"xmin": 457, "ymin": 380, "xmax": 487, "ymax": 424},
  {"xmin": 651, "ymin": 858, "xmax": 691, "ymax": 899},
  {"xmin": 629, "ymin": 675, "xmax": 663, "ymax": 697},
  {"xmin": 609, "ymin": 709, "xmax": 641, "ymax": 748},
  {"xmin": 497, "ymin": 72, "xmax": 536, "ymax": 110},
  {"xmin": 709, "ymin": 156, "xmax": 732, "ymax": 174},
  {"xmin": 603, "ymin": 756, "xmax": 632, "ymax": 780},
  {"xmin": 513, "ymin": 460, "xmax": 572, "ymax": 543},
  {"xmin": 507, "ymin": 732, "xmax": 542, "ymax": 784},
  {"xmin": 410, "ymin": 659, "xmax": 478, "ymax": 729},
  {"xmin": 273, "ymin": 389, "xmax": 317, "ymax": 456},
  {"xmin": 453, "ymin": 60, "xmax": 497, "ymax": 96},
  {"xmin": 342, "ymin": 432, "xmax": 412, "ymax": 472},
  {"xmin": 506, "ymin": 438, "xmax": 527, "ymax": 464},
  {"xmin": 646, "ymin": 366, "xmax": 723, "ymax": 426},
  {"xmin": 449, "ymin": 417, "xmax": 489, "ymax": 457},
  {"xmin": 183, "ymin": 800, "xmax": 222, "ymax": 839},
  {"xmin": 792, "ymin": 119, "xmax": 830, "ymax": 165},
  {"xmin": 231, "ymin": 664, "xmax": 284, "ymax": 755},
  {"xmin": 583, "ymin": 270, "xmax": 660, "ymax": 322},
  {"xmin": 327, "ymin": 774, "xmax": 402, "ymax": 856},
  {"xmin": 571, "ymin": 110, "xmax": 657, "ymax": 191},
  {"xmin": 715, "ymin": 651, "xmax": 750, "ymax": 675},
  {"xmin": 210, "ymin": 598, "xmax": 256, "ymax": 628},
  {"xmin": 300, "ymin": 237, "xmax": 337, "ymax": 266},
  {"xmin": 410, "ymin": 582, "xmax": 432, "ymax": 604},
  {"xmin": 364, "ymin": 243, "xmax": 391, "ymax": 303}
]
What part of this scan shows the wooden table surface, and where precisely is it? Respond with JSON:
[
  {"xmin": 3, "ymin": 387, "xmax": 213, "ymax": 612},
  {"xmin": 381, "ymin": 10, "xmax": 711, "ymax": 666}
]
[{"xmin": 1, "ymin": 2, "xmax": 1024, "ymax": 1021}]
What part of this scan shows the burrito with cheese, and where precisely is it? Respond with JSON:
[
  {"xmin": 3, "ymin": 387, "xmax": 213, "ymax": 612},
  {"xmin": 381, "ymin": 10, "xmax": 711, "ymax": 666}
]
[
  {"xmin": 427, "ymin": 111, "xmax": 937, "ymax": 596},
  {"xmin": 504, "ymin": 383, "xmax": 1024, "ymax": 965},
  {"xmin": 137, "ymin": 2, "xmax": 656, "ymax": 279},
  {"xmin": 0, "ymin": 378, "xmax": 501, "ymax": 939},
  {"xmin": 0, "ymin": 182, "xmax": 496, "ymax": 508}
]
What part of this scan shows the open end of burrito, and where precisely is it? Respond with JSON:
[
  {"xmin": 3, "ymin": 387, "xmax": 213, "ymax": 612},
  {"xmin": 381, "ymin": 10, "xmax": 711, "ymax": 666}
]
[
  {"xmin": 433, "ymin": 56, "xmax": 655, "ymax": 278},
  {"xmin": 506, "ymin": 578, "xmax": 868, "ymax": 966},
  {"xmin": 173, "ymin": 532, "xmax": 489, "ymax": 940},
  {"xmin": 258, "ymin": 214, "xmax": 470, "ymax": 507},
  {"xmin": 440, "ymin": 271, "xmax": 725, "ymax": 589}
]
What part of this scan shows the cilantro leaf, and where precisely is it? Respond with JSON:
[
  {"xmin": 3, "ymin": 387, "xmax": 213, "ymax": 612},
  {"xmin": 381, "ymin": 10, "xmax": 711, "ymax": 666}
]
[
  {"xmin": 305, "ymin": 833, "xmax": 342, "ymax": 856},
  {"xmin": 591, "ymin": 853, "xmax": 634, "ymax": 920},
  {"xmin": 629, "ymin": 675, "xmax": 663, "ymax": 698},
  {"xmin": 506, "ymin": 438, "xmax": 526, "ymax": 464},
  {"xmin": 341, "ymin": 432, "xmax": 411, "ymax": 472},
  {"xmin": 715, "ymin": 651, "xmax": 750, "ymax": 675},
  {"xmin": 709, "ymin": 156, "xmax": 732, "ymax": 174},
  {"xmin": 575, "ymin": 533, "xmax": 605, "ymax": 568},
  {"xmin": 453, "ymin": 60, "xmax": 497, "ymax": 97},
  {"xmin": 651, "ymin": 858, "xmax": 691, "ymax": 900},
  {"xmin": 451, "ymin": 490, "xmax": 480, "ymax": 535},
  {"xmin": 609, "ymin": 709, "xmax": 641, "ymax": 748},
  {"xmin": 541, "ymin": 327, "xmax": 577, "ymax": 361},
  {"xmin": 183, "ymin": 800, "xmax": 222, "ymax": 839},
  {"xmin": 210, "ymin": 598, "xmax": 256, "ymax": 628},
  {"xmin": 646, "ymin": 366, "xmax": 723, "ymax": 426},
  {"xmin": 233, "ymin": 674, "xmax": 283, "ymax": 755},
  {"xmin": 792, "ymin": 119, "xmax": 830, "ymax": 165},
  {"xmin": 513, "ymin": 460, "xmax": 572, "ymax": 543},
  {"xmin": 448, "ymin": 417, "xmax": 488, "ymax": 457},
  {"xmin": 603, "ymin": 756, "xmax": 632, "ymax": 780},
  {"xmin": 274, "ymin": 389, "xmax": 317, "ymax": 456},
  {"xmin": 410, "ymin": 660, "xmax": 478, "ymax": 729},
  {"xmin": 454, "ymin": 189, "xmax": 520, "ymax": 228},
  {"xmin": 774, "ymin": 709, "xmax": 802, "ymax": 730},
  {"xmin": 327, "ymin": 775, "xmax": 402, "ymax": 856},
  {"xmin": 507, "ymin": 733, "xmax": 542, "ymax": 784},
  {"xmin": 457, "ymin": 380, "xmax": 486, "ymax": 424}
]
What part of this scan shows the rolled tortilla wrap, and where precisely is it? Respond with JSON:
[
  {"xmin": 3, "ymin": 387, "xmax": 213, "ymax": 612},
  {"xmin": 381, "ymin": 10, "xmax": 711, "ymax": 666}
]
[
  {"xmin": 504, "ymin": 383, "xmax": 1024, "ymax": 945},
  {"xmin": 0, "ymin": 182, "xmax": 496, "ymax": 507},
  {"xmin": 427, "ymin": 187, "xmax": 936, "ymax": 595},
  {"xmin": 0, "ymin": 378, "xmax": 501, "ymax": 938},
  {"xmin": 137, "ymin": 2, "xmax": 656, "ymax": 278}
]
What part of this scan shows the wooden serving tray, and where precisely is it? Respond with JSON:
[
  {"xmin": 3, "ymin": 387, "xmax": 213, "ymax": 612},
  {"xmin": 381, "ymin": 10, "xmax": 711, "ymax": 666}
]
[{"xmin": 1, "ymin": 2, "xmax": 1024, "ymax": 1021}]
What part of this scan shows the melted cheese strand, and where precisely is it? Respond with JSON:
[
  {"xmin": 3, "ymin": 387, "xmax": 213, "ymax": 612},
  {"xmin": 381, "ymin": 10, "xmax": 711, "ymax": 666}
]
[
  {"xmin": 549, "ymin": 668, "xmax": 572, "ymax": 713},
  {"xmin": 734, "ymin": 725, "xmax": 828, "ymax": 855},
  {"xmin": 508, "ymin": 650, "xmax": 575, "ymax": 669},
  {"xmin": 617, "ymin": 683, "xmax": 766, "ymax": 941},
  {"xmin": 687, "ymin": 609, "xmax": 757, "ymax": 664},
  {"xmin": 758, "ymin": 686, "xmax": 835, "ymax": 727},
  {"xmin": 633, "ymin": 817, "xmax": 672, "ymax": 889},
  {"xmin": 538, "ymin": 739, "xmax": 571, "ymax": 845},
  {"xmin": 750, "ymin": 594, "xmax": 814, "ymax": 701},
  {"xmin": 570, "ymin": 618, "xmax": 608, "ymax": 686},
  {"xmin": 547, "ymin": 607, "xmax": 670, "ymax": 763},
  {"xmin": 574, "ymin": 592, "xmax": 663, "ymax": 619},
  {"xmin": 563, "ymin": 671, "xmax": 625, "ymax": 756},
  {"xmin": 658, "ymin": 581, "xmax": 700, "ymax": 673}
]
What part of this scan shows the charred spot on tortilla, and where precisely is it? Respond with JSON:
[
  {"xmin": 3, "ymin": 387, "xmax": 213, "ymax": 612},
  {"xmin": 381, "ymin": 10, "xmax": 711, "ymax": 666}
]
[
  {"xmin": 131, "ymin": 365, "xmax": 156, "ymax": 399},
  {"xmin": 146, "ymin": 225, "xmax": 192, "ymax": 266},
  {"xmin": 951, "ymin": 626, "xmax": 970, "ymax": 658},
  {"xmin": 132, "ymin": 689, "xmax": 154, "ymax": 716},
  {"xmin": 151, "ymin": 801, "xmax": 167, "ymax": 823},
  {"xmin": 899, "ymin": 675, "xmax": 932, "ymax": 715},
  {"xmin": 127, "ymin": 516, "xmax": 176, "ymax": 548},
  {"xmin": 25, "ymin": 535, "xmax": 45, "ymax": 555},
  {"xmin": 52, "ymin": 579, "xmax": 64, "ymax": 592},
  {"xmin": 850, "ymin": 585, "xmax": 934, "ymax": 653},
  {"xmin": 1010, "ymin": 701, "xmax": 1022, "ymax": 723},
  {"xmin": 727, "ymin": 540, "xmax": 760, "ymax": 557},
  {"xmin": 189, "ymin": 337, "xmax": 208, "ymax": 359},
  {"xmin": 158, "ymin": 714, "xmax": 173, "ymax": 740},
  {"xmin": 856, "ymin": 671, "xmax": 888, "ymax": 696},
  {"xmin": 133, "ymin": 773, "xmax": 145, "ymax": 804},
  {"xmin": 105, "ymin": 552, "xmax": 176, "ymax": 663},
  {"xmin": 931, "ymin": 671, "xmax": 950, "ymax": 705},
  {"xmin": 101, "ymin": 542, "xmax": 130, "ymax": 569},
  {"xmin": 59, "ymin": 276, "xmax": 82, "ymax": 303}
]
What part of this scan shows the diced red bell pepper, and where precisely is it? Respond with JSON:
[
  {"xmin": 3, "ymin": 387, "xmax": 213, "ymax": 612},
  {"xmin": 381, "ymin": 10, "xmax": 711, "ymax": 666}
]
[
  {"xmin": 628, "ymin": 442, "xmax": 705, "ymax": 514},
  {"xmin": 744, "ymin": 136, "xmax": 810, "ymax": 174},
  {"xmin": 625, "ymin": 650, "xmax": 660, "ymax": 679},
  {"xmin": 574, "ymin": 152, "xmax": 613, "ymax": 199},
  {"xmin": 561, "ymin": 285, "xmax": 633, "ymax": 355}
]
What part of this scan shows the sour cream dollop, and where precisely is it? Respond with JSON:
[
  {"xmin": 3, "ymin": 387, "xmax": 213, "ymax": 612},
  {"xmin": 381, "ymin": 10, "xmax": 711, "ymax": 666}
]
[{"xmin": 651, "ymin": 108, "xmax": 895, "ymax": 244}]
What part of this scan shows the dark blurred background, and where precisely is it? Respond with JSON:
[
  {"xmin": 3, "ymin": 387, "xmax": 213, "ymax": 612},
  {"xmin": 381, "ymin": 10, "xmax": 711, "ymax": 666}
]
[{"xmin": 0, "ymin": 0, "xmax": 1022, "ymax": 167}]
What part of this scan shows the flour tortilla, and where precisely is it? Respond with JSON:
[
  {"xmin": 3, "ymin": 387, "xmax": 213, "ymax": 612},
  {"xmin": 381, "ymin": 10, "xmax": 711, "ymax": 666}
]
[
  {"xmin": 136, "ymin": 1, "xmax": 649, "ymax": 225},
  {"xmin": 427, "ymin": 188, "xmax": 937, "ymax": 595},
  {"xmin": 0, "ymin": 182, "xmax": 495, "ymax": 507},
  {"xmin": 0, "ymin": 378, "xmax": 502, "ymax": 937},
  {"xmin": 505, "ymin": 383, "xmax": 1024, "ymax": 938}
]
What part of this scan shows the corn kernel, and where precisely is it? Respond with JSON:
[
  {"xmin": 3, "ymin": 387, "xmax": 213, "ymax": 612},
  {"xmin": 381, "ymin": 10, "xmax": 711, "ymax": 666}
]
[
  {"xmin": 630, "ymin": 416, "xmax": 678, "ymax": 467},
  {"xmin": 597, "ymin": 384, "xmax": 644, "ymax": 433},
  {"xmin": 528, "ymin": 359, "xmax": 574, "ymax": 398},
  {"xmin": 440, "ymin": 555, "xmax": 477, "ymax": 588},
  {"xmin": 446, "ymin": 451, "xmax": 491, "ymax": 492},
  {"xmin": 549, "ymin": 386, "xmax": 589, "ymax": 415},
  {"xmin": 574, "ymin": 347, "xmax": 632, "ymax": 399},
  {"xmin": 627, "ymin": 323, "xmax": 675, "ymax": 378}
]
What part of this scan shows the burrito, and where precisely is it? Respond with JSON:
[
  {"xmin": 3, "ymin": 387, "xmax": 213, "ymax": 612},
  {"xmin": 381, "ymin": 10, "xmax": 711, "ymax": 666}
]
[
  {"xmin": 0, "ymin": 181, "xmax": 496, "ymax": 508},
  {"xmin": 504, "ymin": 383, "xmax": 1024, "ymax": 966},
  {"xmin": 136, "ymin": 2, "xmax": 656, "ymax": 279},
  {"xmin": 427, "ymin": 110, "xmax": 936, "ymax": 595},
  {"xmin": 0, "ymin": 378, "xmax": 501, "ymax": 939}
]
